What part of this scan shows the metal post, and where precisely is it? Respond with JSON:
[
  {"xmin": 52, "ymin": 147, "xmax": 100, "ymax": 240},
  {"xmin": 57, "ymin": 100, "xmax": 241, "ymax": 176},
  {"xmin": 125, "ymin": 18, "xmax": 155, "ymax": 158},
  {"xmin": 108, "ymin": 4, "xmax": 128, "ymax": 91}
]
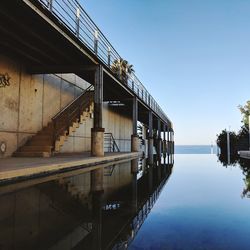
[
  {"xmin": 48, "ymin": 0, "xmax": 53, "ymax": 12},
  {"xmin": 94, "ymin": 30, "xmax": 98, "ymax": 55},
  {"xmin": 76, "ymin": 8, "xmax": 80, "ymax": 38},
  {"xmin": 108, "ymin": 46, "xmax": 111, "ymax": 67}
]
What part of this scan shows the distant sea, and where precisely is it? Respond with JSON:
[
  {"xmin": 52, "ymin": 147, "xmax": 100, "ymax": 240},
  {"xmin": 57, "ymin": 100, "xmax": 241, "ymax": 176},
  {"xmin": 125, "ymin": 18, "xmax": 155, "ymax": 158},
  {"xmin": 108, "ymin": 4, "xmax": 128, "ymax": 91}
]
[{"xmin": 175, "ymin": 145, "xmax": 218, "ymax": 154}]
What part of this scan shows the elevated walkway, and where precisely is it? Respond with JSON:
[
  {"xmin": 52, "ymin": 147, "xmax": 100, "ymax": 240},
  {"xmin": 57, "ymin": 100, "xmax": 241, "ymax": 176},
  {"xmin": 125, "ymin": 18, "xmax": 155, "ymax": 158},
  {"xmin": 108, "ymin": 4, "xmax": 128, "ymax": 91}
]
[{"xmin": 239, "ymin": 151, "xmax": 250, "ymax": 159}]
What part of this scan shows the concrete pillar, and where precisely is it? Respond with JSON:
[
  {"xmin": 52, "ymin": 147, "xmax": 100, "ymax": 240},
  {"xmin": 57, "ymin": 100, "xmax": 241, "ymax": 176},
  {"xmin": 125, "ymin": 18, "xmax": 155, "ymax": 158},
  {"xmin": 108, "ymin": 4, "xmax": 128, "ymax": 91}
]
[
  {"xmin": 90, "ymin": 167, "xmax": 104, "ymax": 250},
  {"xmin": 157, "ymin": 119, "xmax": 162, "ymax": 157},
  {"xmin": 92, "ymin": 65, "xmax": 105, "ymax": 157},
  {"xmin": 91, "ymin": 190, "xmax": 103, "ymax": 250},
  {"xmin": 148, "ymin": 111, "xmax": 154, "ymax": 164},
  {"xmin": 131, "ymin": 97, "xmax": 139, "ymax": 152},
  {"xmin": 91, "ymin": 168, "xmax": 104, "ymax": 192}
]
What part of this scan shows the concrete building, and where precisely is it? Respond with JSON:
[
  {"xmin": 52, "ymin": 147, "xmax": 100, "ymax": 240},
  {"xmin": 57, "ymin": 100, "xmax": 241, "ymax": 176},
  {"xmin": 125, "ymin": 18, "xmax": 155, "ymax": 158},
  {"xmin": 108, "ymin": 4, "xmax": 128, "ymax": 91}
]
[{"xmin": 0, "ymin": 0, "xmax": 174, "ymax": 160}]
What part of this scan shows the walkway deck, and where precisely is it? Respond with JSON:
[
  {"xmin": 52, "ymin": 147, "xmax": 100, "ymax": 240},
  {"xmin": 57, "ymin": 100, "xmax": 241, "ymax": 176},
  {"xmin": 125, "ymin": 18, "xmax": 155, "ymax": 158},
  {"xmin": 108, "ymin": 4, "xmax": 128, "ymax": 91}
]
[
  {"xmin": 239, "ymin": 151, "xmax": 250, "ymax": 159},
  {"xmin": 0, "ymin": 152, "xmax": 141, "ymax": 184}
]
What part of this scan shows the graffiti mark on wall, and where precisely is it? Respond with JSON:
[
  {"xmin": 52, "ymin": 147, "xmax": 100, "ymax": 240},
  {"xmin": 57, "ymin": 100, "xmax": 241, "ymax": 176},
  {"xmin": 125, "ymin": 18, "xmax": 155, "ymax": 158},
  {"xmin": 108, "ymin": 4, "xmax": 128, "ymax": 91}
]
[{"xmin": 0, "ymin": 73, "xmax": 11, "ymax": 87}]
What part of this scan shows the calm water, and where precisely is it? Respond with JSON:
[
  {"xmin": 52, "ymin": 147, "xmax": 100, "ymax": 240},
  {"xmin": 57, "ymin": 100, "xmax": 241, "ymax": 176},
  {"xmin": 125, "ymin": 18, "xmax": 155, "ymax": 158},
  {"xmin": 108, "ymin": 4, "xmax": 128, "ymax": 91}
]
[
  {"xmin": 0, "ymin": 153, "xmax": 250, "ymax": 250},
  {"xmin": 175, "ymin": 145, "xmax": 218, "ymax": 154},
  {"xmin": 130, "ymin": 154, "xmax": 250, "ymax": 250}
]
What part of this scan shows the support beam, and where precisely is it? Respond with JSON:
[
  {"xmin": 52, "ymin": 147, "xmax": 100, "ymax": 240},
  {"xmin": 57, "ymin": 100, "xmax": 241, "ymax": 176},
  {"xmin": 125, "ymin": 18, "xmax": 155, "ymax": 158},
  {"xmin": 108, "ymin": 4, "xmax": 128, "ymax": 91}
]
[
  {"xmin": 131, "ymin": 96, "xmax": 139, "ymax": 152},
  {"xmin": 28, "ymin": 65, "xmax": 97, "ymax": 74},
  {"xmin": 91, "ymin": 65, "xmax": 105, "ymax": 157},
  {"xmin": 148, "ymin": 111, "xmax": 153, "ymax": 164}
]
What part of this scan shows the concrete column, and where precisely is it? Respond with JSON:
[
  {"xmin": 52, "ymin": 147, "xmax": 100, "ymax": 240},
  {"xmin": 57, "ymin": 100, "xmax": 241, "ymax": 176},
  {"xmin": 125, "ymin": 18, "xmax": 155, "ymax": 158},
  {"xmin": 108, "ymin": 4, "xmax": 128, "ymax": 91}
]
[
  {"xmin": 92, "ymin": 65, "xmax": 105, "ymax": 157},
  {"xmin": 131, "ymin": 97, "xmax": 139, "ymax": 152},
  {"xmin": 91, "ymin": 190, "xmax": 103, "ymax": 250},
  {"xmin": 148, "ymin": 111, "xmax": 154, "ymax": 164},
  {"xmin": 90, "ymin": 167, "xmax": 104, "ymax": 249},
  {"xmin": 91, "ymin": 168, "xmax": 104, "ymax": 192},
  {"xmin": 157, "ymin": 119, "xmax": 162, "ymax": 157}
]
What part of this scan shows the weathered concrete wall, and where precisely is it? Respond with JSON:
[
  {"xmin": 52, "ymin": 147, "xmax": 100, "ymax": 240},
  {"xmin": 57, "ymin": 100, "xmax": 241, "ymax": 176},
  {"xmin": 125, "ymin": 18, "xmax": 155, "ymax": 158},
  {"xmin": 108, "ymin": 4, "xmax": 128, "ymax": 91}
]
[
  {"xmin": 0, "ymin": 55, "xmax": 88, "ymax": 157},
  {"xmin": 0, "ymin": 55, "xmax": 132, "ymax": 157},
  {"xmin": 59, "ymin": 104, "xmax": 133, "ymax": 153}
]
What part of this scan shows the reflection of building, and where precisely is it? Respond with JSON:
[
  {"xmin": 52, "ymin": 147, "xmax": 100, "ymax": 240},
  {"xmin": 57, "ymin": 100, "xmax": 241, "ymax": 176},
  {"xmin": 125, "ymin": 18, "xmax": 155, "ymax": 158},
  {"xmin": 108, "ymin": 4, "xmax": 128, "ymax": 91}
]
[{"xmin": 0, "ymin": 156, "xmax": 173, "ymax": 249}]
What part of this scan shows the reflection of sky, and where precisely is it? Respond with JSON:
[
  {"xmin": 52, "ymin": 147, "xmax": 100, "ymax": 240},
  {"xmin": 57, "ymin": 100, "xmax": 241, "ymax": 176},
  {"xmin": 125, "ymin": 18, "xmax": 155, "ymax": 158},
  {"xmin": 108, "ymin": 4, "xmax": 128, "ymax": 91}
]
[{"xmin": 129, "ymin": 155, "xmax": 250, "ymax": 250}]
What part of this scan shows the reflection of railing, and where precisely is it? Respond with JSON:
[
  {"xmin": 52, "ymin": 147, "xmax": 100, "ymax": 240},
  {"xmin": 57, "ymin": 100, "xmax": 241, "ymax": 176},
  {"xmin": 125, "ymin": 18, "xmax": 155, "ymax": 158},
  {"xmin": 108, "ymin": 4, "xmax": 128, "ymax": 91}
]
[
  {"xmin": 112, "ymin": 165, "xmax": 172, "ymax": 250},
  {"xmin": 104, "ymin": 164, "xmax": 116, "ymax": 176},
  {"xmin": 36, "ymin": 0, "xmax": 172, "ymax": 127},
  {"xmin": 104, "ymin": 133, "xmax": 120, "ymax": 152}
]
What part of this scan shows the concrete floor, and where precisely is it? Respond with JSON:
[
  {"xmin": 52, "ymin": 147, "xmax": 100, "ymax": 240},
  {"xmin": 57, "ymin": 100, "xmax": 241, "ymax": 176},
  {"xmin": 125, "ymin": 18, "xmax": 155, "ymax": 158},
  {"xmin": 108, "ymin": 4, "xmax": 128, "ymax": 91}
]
[{"xmin": 0, "ymin": 152, "xmax": 141, "ymax": 184}]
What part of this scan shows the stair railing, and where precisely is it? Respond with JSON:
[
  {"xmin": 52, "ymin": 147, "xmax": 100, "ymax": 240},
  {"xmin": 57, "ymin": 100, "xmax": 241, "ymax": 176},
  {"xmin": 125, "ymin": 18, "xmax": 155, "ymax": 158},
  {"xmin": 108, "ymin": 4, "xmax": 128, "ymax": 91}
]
[
  {"xmin": 52, "ymin": 85, "xmax": 94, "ymax": 147},
  {"xmin": 104, "ymin": 133, "xmax": 120, "ymax": 152}
]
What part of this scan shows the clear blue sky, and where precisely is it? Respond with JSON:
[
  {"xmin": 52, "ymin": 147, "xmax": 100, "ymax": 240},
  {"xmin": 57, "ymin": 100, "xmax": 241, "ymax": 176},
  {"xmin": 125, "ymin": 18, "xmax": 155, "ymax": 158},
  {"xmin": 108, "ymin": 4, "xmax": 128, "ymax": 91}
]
[{"xmin": 80, "ymin": 0, "xmax": 250, "ymax": 145}]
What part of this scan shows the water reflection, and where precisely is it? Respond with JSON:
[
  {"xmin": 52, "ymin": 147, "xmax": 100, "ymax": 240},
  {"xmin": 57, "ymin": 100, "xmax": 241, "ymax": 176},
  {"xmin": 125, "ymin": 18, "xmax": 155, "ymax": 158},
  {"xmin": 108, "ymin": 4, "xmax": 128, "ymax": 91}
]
[
  {"xmin": 0, "ymin": 156, "xmax": 173, "ymax": 250},
  {"xmin": 217, "ymin": 152, "xmax": 250, "ymax": 199}
]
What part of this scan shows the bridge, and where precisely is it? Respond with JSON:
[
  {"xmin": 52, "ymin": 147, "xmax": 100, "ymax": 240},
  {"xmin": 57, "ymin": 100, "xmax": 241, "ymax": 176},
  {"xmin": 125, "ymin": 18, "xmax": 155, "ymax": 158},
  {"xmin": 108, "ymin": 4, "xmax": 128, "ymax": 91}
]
[{"xmin": 0, "ymin": 0, "xmax": 174, "ymax": 158}]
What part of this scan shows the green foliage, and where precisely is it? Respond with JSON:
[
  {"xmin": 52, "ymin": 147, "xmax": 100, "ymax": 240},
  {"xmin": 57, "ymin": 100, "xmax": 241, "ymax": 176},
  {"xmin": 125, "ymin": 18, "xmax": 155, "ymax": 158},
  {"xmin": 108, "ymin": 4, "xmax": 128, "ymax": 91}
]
[
  {"xmin": 111, "ymin": 58, "xmax": 134, "ymax": 83},
  {"xmin": 238, "ymin": 100, "xmax": 250, "ymax": 126},
  {"xmin": 216, "ymin": 129, "xmax": 237, "ymax": 154}
]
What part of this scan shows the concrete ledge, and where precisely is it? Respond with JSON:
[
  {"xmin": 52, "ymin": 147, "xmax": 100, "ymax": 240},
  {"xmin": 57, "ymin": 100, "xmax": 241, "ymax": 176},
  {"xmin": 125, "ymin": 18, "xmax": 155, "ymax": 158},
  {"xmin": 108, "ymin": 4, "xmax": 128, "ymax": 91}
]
[
  {"xmin": 0, "ymin": 152, "xmax": 141, "ymax": 184},
  {"xmin": 239, "ymin": 151, "xmax": 250, "ymax": 159}
]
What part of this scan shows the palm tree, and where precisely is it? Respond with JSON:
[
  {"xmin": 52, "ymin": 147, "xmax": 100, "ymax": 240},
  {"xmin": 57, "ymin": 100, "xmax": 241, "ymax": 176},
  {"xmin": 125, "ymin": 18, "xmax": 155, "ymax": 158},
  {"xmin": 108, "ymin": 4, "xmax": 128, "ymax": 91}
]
[{"xmin": 111, "ymin": 58, "xmax": 134, "ymax": 83}]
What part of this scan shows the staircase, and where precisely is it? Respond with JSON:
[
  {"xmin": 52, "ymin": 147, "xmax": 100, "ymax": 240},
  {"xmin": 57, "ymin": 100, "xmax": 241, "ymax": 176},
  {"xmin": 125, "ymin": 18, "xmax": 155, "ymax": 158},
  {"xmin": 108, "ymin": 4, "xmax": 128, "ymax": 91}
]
[{"xmin": 13, "ymin": 86, "xmax": 94, "ymax": 157}]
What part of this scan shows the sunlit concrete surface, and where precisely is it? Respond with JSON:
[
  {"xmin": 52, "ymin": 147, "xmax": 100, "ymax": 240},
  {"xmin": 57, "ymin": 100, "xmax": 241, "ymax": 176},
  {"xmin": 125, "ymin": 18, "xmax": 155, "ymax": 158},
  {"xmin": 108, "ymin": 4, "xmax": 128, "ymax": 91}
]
[{"xmin": 0, "ymin": 152, "xmax": 141, "ymax": 184}]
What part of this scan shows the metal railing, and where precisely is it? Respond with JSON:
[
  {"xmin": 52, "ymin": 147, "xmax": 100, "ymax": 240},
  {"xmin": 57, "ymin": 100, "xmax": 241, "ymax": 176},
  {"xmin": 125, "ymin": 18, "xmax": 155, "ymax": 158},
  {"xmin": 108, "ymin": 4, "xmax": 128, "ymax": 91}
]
[
  {"xmin": 35, "ymin": 0, "xmax": 172, "ymax": 127},
  {"xmin": 104, "ymin": 133, "xmax": 120, "ymax": 152}
]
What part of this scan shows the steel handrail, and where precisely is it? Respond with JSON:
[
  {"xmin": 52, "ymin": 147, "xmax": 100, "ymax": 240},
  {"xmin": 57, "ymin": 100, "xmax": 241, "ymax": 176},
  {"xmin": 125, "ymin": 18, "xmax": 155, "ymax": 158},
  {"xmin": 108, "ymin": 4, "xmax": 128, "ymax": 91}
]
[
  {"xmin": 104, "ymin": 133, "xmax": 120, "ymax": 152},
  {"xmin": 52, "ymin": 85, "xmax": 94, "ymax": 144},
  {"xmin": 37, "ymin": 0, "xmax": 172, "ymax": 127}
]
